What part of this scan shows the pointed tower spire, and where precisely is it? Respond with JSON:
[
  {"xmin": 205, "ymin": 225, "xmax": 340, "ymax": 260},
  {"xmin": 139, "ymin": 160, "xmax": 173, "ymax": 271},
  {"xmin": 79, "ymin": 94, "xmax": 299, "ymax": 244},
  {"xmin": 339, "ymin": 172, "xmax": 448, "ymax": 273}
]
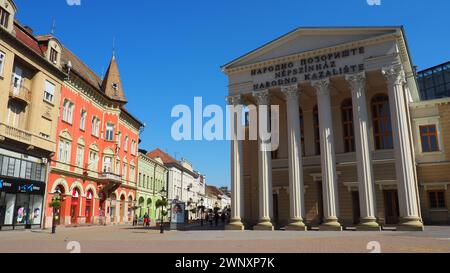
[{"xmin": 101, "ymin": 53, "xmax": 127, "ymax": 104}]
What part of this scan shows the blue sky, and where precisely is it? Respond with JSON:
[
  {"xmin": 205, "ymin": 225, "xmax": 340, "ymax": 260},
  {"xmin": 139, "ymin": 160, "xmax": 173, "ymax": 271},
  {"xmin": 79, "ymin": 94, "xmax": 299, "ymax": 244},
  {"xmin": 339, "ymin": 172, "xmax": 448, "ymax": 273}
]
[{"xmin": 15, "ymin": 0, "xmax": 450, "ymax": 187}]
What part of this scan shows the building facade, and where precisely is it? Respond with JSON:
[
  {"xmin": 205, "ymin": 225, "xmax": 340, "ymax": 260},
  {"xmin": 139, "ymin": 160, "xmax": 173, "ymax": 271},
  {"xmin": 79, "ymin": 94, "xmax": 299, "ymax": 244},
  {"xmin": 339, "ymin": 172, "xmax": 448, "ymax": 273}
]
[
  {"xmin": 0, "ymin": 0, "xmax": 65, "ymax": 230},
  {"xmin": 137, "ymin": 151, "xmax": 168, "ymax": 221},
  {"xmin": 147, "ymin": 149, "xmax": 200, "ymax": 220},
  {"xmin": 222, "ymin": 27, "xmax": 441, "ymax": 231},
  {"xmin": 44, "ymin": 50, "xmax": 143, "ymax": 227}
]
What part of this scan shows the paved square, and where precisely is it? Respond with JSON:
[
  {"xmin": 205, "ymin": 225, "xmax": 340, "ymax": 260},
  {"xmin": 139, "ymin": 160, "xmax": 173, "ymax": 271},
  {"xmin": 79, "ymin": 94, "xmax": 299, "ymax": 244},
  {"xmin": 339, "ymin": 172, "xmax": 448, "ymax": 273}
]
[{"xmin": 0, "ymin": 225, "xmax": 450, "ymax": 253}]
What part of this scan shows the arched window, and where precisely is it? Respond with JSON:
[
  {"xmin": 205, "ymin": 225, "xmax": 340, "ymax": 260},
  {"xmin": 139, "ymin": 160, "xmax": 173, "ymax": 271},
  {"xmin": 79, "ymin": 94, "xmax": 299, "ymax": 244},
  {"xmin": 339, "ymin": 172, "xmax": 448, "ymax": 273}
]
[
  {"xmin": 371, "ymin": 94, "xmax": 393, "ymax": 150},
  {"xmin": 341, "ymin": 98, "xmax": 355, "ymax": 153},
  {"xmin": 313, "ymin": 105, "xmax": 320, "ymax": 155},
  {"xmin": 299, "ymin": 107, "xmax": 305, "ymax": 156}
]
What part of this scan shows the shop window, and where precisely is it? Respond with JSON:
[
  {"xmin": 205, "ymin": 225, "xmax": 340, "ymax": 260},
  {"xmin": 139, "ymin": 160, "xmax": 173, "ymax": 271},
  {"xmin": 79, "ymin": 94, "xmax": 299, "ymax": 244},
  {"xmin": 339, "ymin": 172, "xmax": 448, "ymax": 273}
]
[
  {"xmin": 371, "ymin": 94, "xmax": 393, "ymax": 150},
  {"xmin": 429, "ymin": 190, "xmax": 446, "ymax": 209},
  {"xmin": 419, "ymin": 125, "xmax": 440, "ymax": 152}
]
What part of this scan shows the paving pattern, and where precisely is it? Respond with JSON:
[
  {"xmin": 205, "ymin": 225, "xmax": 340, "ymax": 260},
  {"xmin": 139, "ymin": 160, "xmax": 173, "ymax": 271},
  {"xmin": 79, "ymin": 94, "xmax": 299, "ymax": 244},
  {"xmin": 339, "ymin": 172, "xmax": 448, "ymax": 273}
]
[{"xmin": 0, "ymin": 225, "xmax": 450, "ymax": 253}]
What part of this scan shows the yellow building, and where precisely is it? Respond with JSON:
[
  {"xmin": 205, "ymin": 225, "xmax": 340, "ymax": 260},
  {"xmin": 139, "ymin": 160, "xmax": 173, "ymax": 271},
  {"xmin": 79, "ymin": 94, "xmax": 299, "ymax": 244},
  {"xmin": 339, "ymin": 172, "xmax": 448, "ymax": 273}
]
[
  {"xmin": 222, "ymin": 27, "xmax": 449, "ymax": 231},
  {"xmin": 0, "ymin": 0, "xmax": 65, "ymax": 230}
]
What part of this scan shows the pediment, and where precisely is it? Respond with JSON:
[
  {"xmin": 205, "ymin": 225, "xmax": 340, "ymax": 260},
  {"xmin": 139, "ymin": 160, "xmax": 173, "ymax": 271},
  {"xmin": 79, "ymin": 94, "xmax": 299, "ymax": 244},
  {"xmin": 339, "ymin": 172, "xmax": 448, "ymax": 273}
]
[{"xmin": 223, "ymin": 27, "xmax": 401, "ymax": 70}]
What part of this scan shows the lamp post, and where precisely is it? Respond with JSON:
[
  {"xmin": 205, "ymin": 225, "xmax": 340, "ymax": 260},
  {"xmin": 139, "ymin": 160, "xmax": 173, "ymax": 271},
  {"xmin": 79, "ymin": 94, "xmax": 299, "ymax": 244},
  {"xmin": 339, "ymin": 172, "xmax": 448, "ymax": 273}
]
[
  {"xmin": 199, "ymin": 198, "xmax": 204, "ymax": 226},
  {"xmin": 159, "ymin": 187, "xmax": 167, "ymax": 234},
  {"xmin": 51, "ymin": 188, "xmax": 62, "ymax": 234}
]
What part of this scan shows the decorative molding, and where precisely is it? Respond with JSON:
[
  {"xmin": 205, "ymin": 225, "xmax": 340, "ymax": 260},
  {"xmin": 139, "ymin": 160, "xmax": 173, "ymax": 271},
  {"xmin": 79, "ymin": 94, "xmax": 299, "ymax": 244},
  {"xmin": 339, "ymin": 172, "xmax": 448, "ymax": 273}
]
[
  {"xmin": 253, "ymin": 89, "xmax": 271, "ymax": 105},
  {"xmin": 345, "ymin": 72, "xmax": 366, "ymax": 96},
  {"xmin": 382, "ymin": 64, "xmax": 406, "ymax": 86},
  {"xmin": 281, "ymin": 84, "xmax": 300, "ymax": 100},
  {"xmin": 311, "ymin": 78, "xmax": 330, "ymax": 97}
]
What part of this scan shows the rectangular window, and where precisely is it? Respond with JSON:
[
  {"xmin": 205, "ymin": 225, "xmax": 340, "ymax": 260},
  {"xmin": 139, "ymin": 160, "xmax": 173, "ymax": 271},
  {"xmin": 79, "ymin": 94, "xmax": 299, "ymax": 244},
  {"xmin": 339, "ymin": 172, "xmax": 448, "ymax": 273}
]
[
  {"xmin": 58, "ymin": 139, "xmax": 71, "ymax": 164},
  {"xmin": 50, "ymin": 48, "xmax": 58, "ymax": 64},
  {"xmin": 105, "ymin": 123, "xmax": 114, "ymax": 141},
  {"xmin": 124, "ymin": 136, "xmax": 128, "ymax": 152},
  {"xmin": 62, "ymin": 99, "xmax": 74, "ymax": 124},
  {"xmin": 0, "ymin": 7, "xmax": 9, "ymax": 29},
  {"xmin": 131, "ymin": 140, "xmax": 136, "ymax": 155},
  {"xmin": 76, "ymin": 145, "xmax": 84, "ymax": 167},
  {"xmin": 420, "ymin": 125, "xmax": 440, "ymax": 152},
  {"xmin": 89, "ymin": 151, "xmax": 98, "ymax": 171},
  {"xmin": 80, "ymin": 110, "xmax": 86, "ymax": 131},
  {"xmin": 91, "ymin": 117, "xmax": 100, "ymax": 137},
  {"xmin": 429, "ymin": 191, "xmax": 446, "ymax": 209},
  {"xmin": 44, "ymin": 80, "xmax": 55, "ymax": 103},
  {"xmin": 123, "ymin": 163, "xmax": 127, "ymax": 180},
  {"xmin": 0, "ymin": 51, "xmax": 5, "ymax": 76}
]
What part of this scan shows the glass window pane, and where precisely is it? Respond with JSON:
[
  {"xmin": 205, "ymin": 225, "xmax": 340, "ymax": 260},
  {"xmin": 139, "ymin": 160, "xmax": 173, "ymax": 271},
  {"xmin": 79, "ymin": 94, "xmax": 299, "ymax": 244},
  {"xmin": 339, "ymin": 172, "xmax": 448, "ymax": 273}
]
[
  {"xmin": 30, "ymin": 195, "xmax": 43, "ymax": 225},
  {"xmin": 430, "ymin": 136, "xmax": 439, "ymax": 151},
  {"xmin": 3, "ymin": 193, "xmax": 16, "ymax": 225},
  {"xmin": 421, "ymin": 136, "xmax": 430, "ymax": 152}
]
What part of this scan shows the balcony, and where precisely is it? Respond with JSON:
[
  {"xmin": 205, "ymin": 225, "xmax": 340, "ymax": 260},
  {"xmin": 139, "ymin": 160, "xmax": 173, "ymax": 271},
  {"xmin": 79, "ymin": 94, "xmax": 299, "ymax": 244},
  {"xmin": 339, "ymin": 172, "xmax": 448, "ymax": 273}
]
[
  {"xmin": 9, "ymin": 83, "xmax": 31, "ymax": 105},
  {"xmin": 99, "ymin": 172, "xmax": 123, "ymax": 183},
  {"xmin": 0, "ymin": 123, "xmax": 32, "ymax": 143}
]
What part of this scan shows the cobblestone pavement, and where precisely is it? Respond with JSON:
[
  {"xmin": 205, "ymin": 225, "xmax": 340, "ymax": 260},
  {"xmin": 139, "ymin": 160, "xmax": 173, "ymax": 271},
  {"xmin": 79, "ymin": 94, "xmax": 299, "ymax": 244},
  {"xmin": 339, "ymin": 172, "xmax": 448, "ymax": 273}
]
[{"xmin": 0, "ymin": 225, "xmax": 450, "ymax": 253}]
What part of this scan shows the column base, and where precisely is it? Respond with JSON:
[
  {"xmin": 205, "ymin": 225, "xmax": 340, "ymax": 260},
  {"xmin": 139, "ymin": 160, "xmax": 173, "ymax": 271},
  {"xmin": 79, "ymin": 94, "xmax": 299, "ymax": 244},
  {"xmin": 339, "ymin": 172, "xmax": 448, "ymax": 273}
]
[
  {"xmin": 225, "ymin": 219, "xmax": 245, "ymax": 231},
  {"xmin": 356, "ymin": 218, "xmax": 381, "ymax": 231},
  {"xmin": 319, "ymin": 218, "xmax": 342, "ymax": 231},
  {"xmin": 253, "ymin": 219, "xmax": 274, "ymax": 231},
  {"xmin": 285, "ymin": 220, "xmax": 307, "ymax": 231},
  {"xmin": 397, "ymin": 217, "xmax": 424, "ymax": 231}
]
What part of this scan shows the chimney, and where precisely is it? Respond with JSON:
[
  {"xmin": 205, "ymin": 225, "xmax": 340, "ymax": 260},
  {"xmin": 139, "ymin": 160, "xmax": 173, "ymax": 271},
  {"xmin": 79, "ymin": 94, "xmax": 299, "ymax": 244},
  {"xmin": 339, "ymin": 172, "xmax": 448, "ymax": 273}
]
[{"xmin": 23, "ymin": 26, "xmax": 33, "ymax": 35}]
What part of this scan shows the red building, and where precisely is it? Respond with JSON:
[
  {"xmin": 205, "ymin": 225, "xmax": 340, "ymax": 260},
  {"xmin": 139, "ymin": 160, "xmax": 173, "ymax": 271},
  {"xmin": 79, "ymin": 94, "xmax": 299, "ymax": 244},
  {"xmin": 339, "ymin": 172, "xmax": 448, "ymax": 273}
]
[{"xmin": 44, "ymin": 48, "xmax": 143, "ymax": 227}]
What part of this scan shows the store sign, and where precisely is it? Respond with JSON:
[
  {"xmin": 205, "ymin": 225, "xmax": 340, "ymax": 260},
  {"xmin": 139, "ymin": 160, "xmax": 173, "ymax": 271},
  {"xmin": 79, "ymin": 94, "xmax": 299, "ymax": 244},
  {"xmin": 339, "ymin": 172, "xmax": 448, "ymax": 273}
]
[
  {"xmin": 0, "ymin": 178, "xmax": 45, "ymax": 194},
  {"xmin": 251, "ymin": 47, "xmax": 366, "ymax": 90}
]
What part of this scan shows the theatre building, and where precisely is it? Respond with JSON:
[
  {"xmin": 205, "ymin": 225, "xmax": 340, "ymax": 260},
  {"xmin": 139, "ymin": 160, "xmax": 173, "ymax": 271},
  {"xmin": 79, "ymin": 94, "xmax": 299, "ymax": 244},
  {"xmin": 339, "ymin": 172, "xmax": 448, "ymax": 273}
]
[
  {"xmin": 0, "ymin": 0, "xmax": 65, "ymax": 230},
  {"xmin": 222, "ymin": 27, "xmax": 450, "ymax": 231},
  {"xmin": 44, "ymin": 49, "xmax": 143, "ymax": 227}
]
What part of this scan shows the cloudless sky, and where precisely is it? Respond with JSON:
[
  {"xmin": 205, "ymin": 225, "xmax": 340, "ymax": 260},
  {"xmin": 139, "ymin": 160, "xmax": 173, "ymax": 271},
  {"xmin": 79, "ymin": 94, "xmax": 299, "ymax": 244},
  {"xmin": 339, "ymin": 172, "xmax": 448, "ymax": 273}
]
[{"xmin": 14, "ymin": 0, "xmax": 450, "ymax": 187}]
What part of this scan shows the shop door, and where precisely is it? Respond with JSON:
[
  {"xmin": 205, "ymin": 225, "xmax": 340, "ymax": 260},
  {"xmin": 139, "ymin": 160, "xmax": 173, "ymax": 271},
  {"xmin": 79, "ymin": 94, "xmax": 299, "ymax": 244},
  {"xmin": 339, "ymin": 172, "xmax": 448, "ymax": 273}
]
[
  {"xmin": 85, "ymin": 200, "xmax": 92, "ymax": 224},
  {"xmin": 352, "ymin": 191, "xmax": 361, "ymax": 225},
  {"xmin": 70, "ymin": 198, "xmax": 78, "ymax": 224},
  {"xmin": 384, "ymin": 190, "xmax": 400, "ymax": 225}
]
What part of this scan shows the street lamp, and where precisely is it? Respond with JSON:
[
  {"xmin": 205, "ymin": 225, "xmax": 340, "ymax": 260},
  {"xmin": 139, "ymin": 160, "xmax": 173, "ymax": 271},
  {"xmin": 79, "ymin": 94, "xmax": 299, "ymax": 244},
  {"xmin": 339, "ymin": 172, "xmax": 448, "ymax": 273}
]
[
  {"xmin": 50, "ymin": 188, "xmax": 62, "ymax": 234},
  {"xmin": 159, "ymin": 187, "xmax": 167, "ymax": 234},
  {"xmin": 199, "ymin": 198, "xmax": 204, "ymax": 226}
]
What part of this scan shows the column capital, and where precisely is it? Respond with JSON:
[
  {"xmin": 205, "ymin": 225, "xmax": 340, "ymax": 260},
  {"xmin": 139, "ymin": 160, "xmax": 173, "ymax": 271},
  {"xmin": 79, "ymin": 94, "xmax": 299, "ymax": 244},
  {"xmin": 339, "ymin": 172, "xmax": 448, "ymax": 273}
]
[
  {"xmin": 226, "ymin": 94, "xmax": 243, "ymax": 106},
  {"xmin": 281, "ymin": 84, "xmax": 300, "ymax": 101},
  {"xmin": 253, "ymin": 89, "xmax": 271, "ymax": 105},
  {"xmin": 345, "ymin": 72, "xmax": 366, "ymax": 97},
  {"xmin": 311, "ymin": 78, "xmax": 330, "ymax": 97},
  {"xmin": 382, "ymin": 64, "xmax": 406, "ymax": 86}
]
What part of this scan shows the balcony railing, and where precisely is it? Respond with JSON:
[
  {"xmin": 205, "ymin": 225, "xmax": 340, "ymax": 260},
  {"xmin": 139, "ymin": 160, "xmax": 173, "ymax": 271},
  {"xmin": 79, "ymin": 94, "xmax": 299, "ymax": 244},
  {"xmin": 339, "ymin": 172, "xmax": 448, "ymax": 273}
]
[
  {"xmin": 99, "ymin": 172, "xmax": 123, "ymax": 183},
  {"xmin": 9, "ymin": 83, "xmax": 31, "ymax": 104},
  {"xmin": 0, "ymin": 123, "xmax": 32, "ymax": 143}
]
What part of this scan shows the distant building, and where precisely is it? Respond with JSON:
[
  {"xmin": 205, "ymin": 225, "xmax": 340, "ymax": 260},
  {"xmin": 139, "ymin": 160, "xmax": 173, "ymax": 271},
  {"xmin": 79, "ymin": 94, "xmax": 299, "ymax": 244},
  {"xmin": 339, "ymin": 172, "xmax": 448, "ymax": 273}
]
[
  {"xmin": 146, "ymin": 148, "xmax": 201, "ymax": 220},
  {"xmin": 417, "ymin": 61, "xmax": 450, "ymax": 100}
]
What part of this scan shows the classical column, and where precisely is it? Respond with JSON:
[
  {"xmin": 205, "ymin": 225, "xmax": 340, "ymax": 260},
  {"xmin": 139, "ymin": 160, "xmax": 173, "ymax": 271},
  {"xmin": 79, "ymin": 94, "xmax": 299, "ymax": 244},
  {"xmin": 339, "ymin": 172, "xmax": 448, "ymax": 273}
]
[
  {"xmin": 312, "ymin": 79, "xmax": 342, "ymax": 231},
  {"xmin": 225, "ymin": 95, "xmax": 245, "ymax": 230},
  {"xmin": 281, "ymin": 85, "xmax": 306, "ymax": 231},
  {"xmin": 345, "ymin": 72, "xmax": 380, "ymax": 231},
  {"xmin": 253, "ymin": 90, "xmax": 274, "ymax": 231},
  {"xmin": 382, "ymin": 65, "xmax": 424, "ymax": 231}
]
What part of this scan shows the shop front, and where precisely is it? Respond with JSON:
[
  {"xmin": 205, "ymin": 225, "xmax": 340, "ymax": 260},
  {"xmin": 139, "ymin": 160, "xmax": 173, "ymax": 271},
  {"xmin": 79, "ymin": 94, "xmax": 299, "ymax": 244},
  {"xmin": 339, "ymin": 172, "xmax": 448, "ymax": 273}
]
[{"xmin": 0, "ymin": 178, "xmax": 46, "ymax": 230}]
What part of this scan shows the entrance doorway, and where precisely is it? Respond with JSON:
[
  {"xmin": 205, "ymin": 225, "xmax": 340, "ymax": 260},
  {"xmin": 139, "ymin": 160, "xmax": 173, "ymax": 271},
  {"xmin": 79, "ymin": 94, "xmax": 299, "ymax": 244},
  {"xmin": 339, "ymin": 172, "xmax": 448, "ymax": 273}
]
[
  {"xmin": 70, "ymin": 189, "xmax": 80, "ymax": 224},
  {"xmin": 120, "ymin": 195, "xmax": 126, "ymax": 223},
  {"xmin": 85, "ymin": 190, "xmax": 93, "ymax": 224},
  {"xmin": 383, "ymin": 190, "xmax": 400, "ymax": 225},
  {"xmin": 351, "ymin": 191, "xmax": 361, "ymax": 225},
  {"xmin": 317, "ymin": 182, "xmax": 324, "ymax": 224},
  {"xmin": 272, "ymin": 193, "xmax": 279, "ymax": 228}
]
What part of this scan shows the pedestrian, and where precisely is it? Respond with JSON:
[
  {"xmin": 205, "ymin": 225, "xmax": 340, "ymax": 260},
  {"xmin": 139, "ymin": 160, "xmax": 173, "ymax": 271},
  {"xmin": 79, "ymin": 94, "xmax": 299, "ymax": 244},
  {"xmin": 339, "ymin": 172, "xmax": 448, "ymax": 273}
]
[
  {"xmin": 209, "ymin": 212, "xmax": 213, "ymax": 226},
  {"xmin": 143, "ymin": 213, "xmax": 149, "ymax": 228},
  {"xmin": 133, "ymin": 214, "xmax": 138, "ymax": 226},
  {"xmin": 221, "ymin": 212, "xmax": 226, "ymax": 223},
  {"xmin": 214, "ymin": 212, "xmax": 219, "ymax": 227}
]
